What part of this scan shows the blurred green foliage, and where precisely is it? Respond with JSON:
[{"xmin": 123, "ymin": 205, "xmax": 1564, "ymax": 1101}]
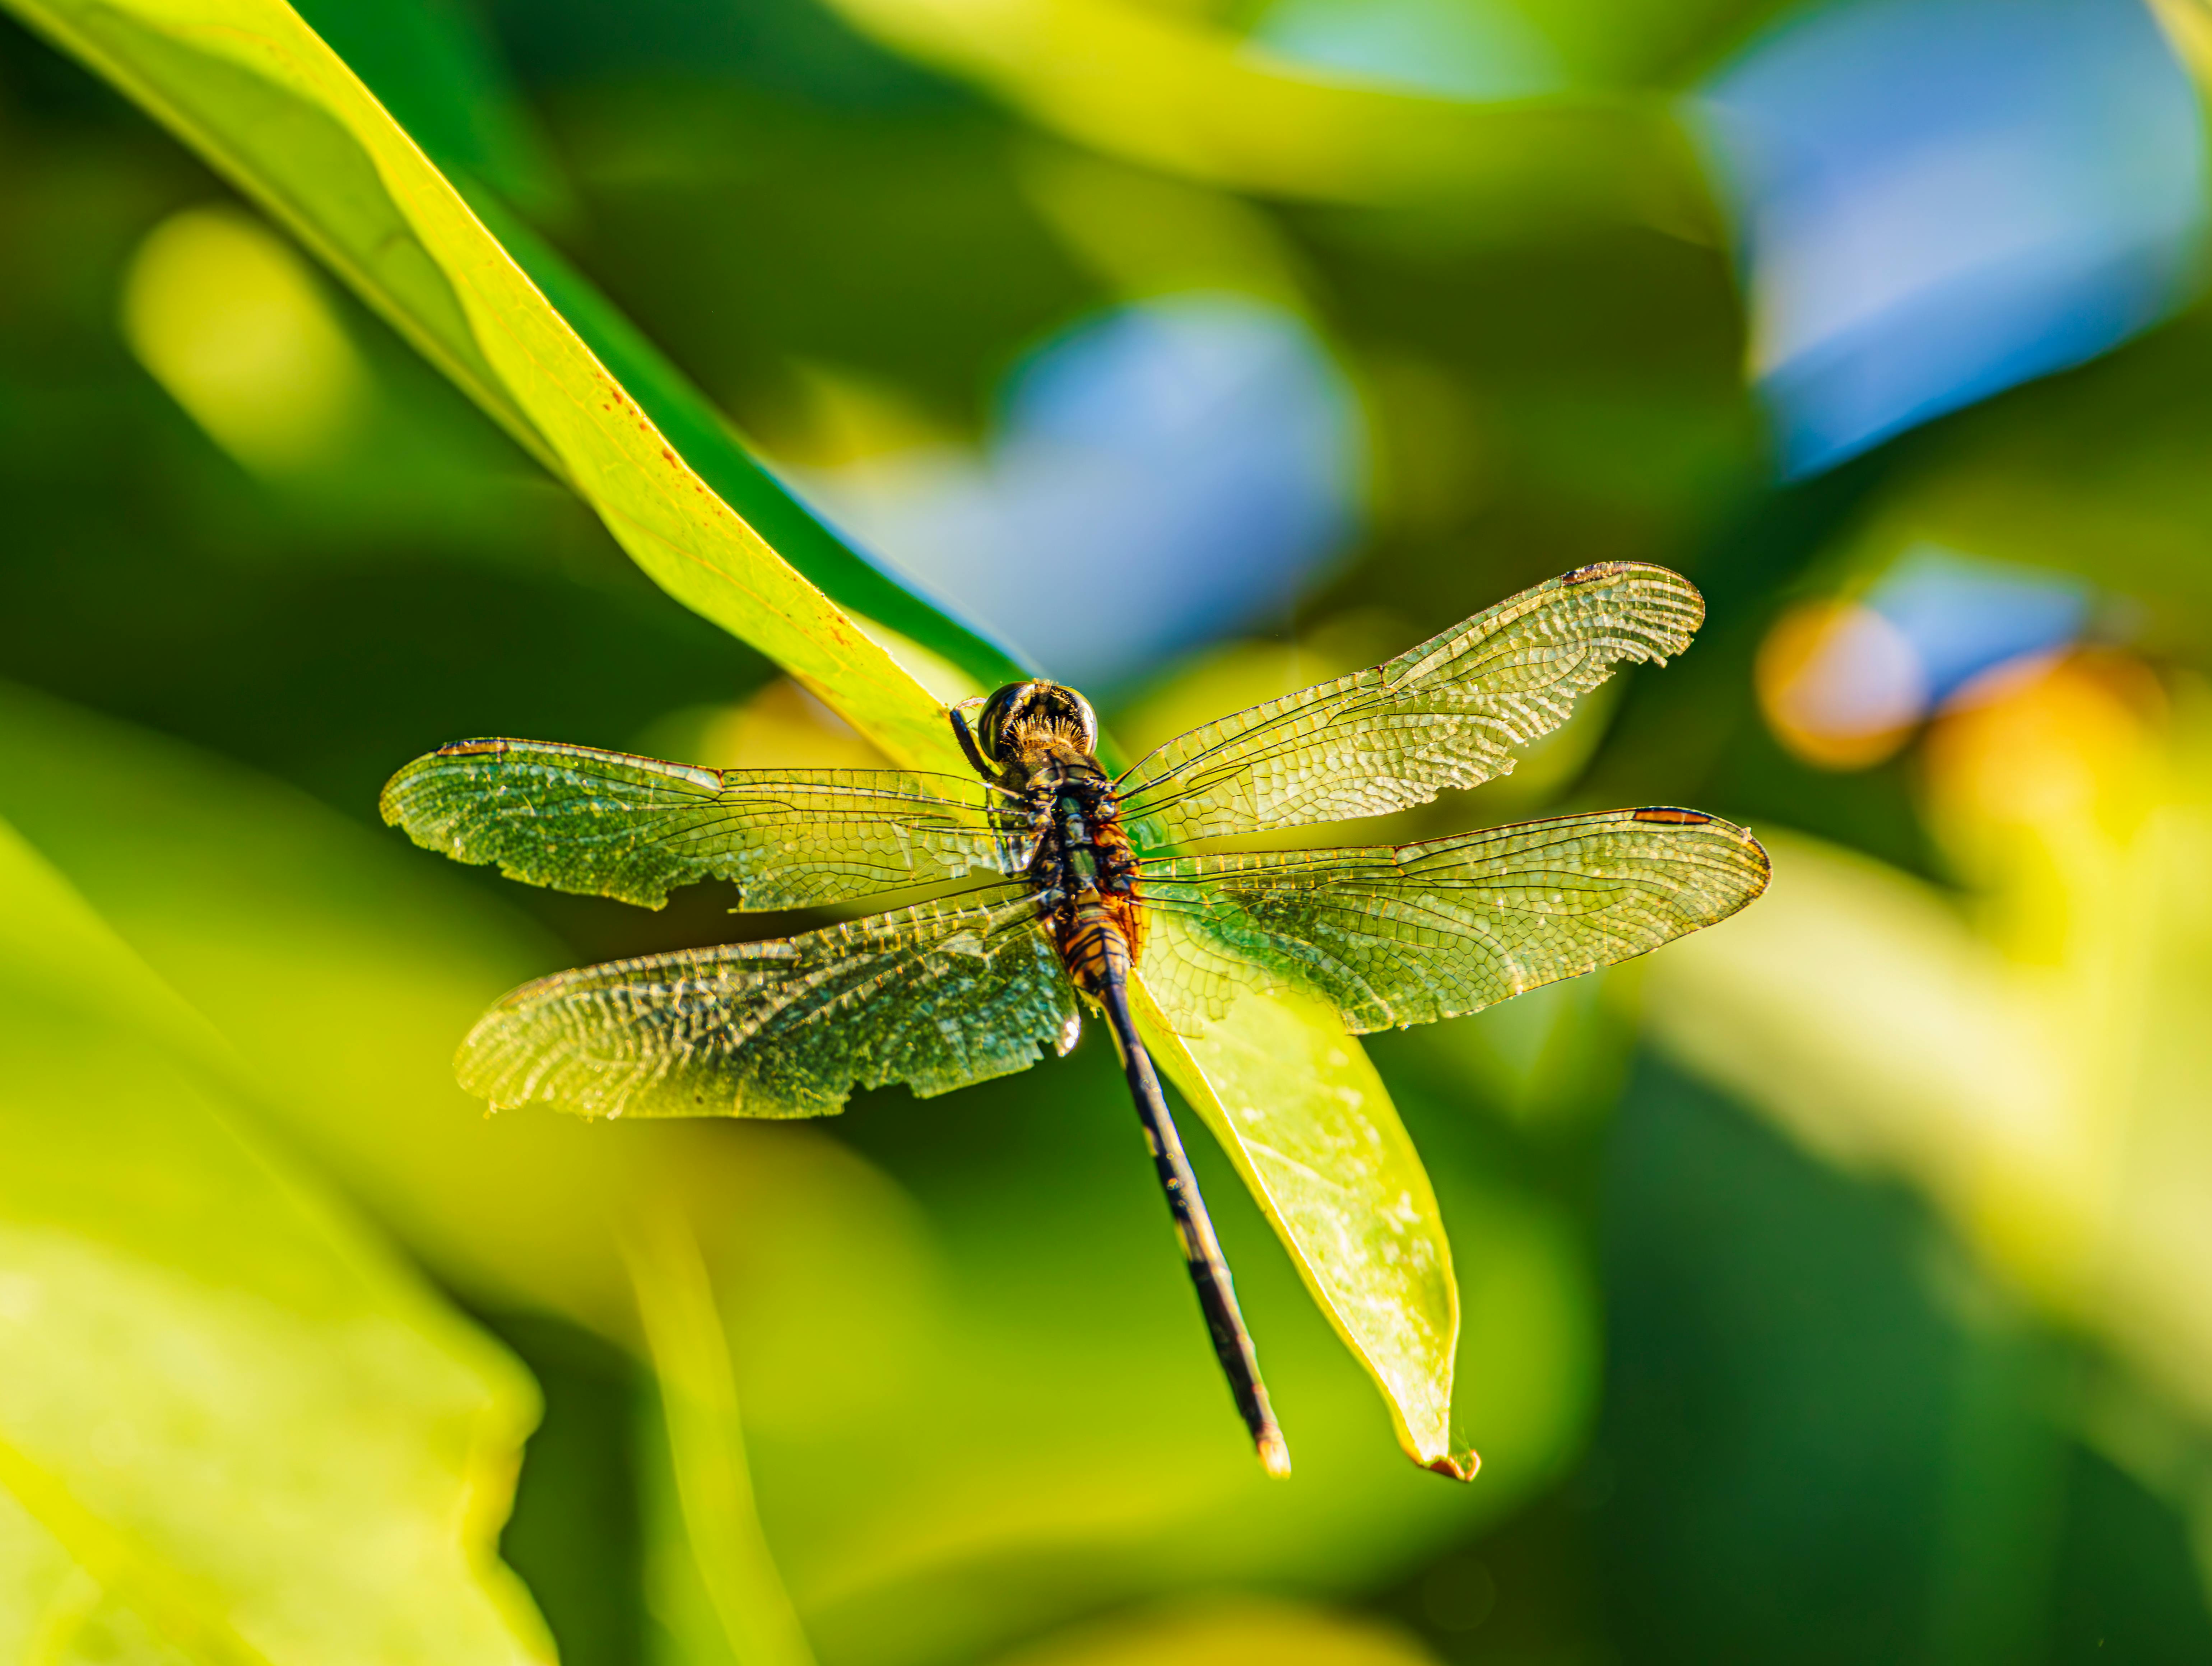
[
  {"xmin": 8, "ymin": 0, "xmax": 2212, "ymax": 1661},
  {"xmin": 0, "ymin": 813, "xmax": 549, "ymax": 1663}
]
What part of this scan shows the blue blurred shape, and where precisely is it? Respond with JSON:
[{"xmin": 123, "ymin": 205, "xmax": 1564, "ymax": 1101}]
[
  {"xmin": 1246, "ymin": 0, "xmax": 1569, "ymax": 100},
  {"xmin": 1701, "ymin": 0, "xmax": 2206, "ymax": 474},
  {"xmin": 1867, "ymin": 545, "xmax": 2090, "ymax": 702},
  {"xmin": 817, "ymin": 295, "xmax": 1363, "ymax": 685}
]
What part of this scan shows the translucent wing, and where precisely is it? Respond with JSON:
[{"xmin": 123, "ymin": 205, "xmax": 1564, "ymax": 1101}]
[
  {"xmin": 1116, "ymin": 563, "xmax": 1704, "ymax": 847},
  {"xmin": 1135, "ymin": 808, "xmax": 1769, "ymax": 1036},
  {"xmin": 457, "ymin": 888, "xmax": 1077, "ymax": 1118},
  {"xmin": 381, "ymin": 737, "xmax": 1031, "ymax": 910}
]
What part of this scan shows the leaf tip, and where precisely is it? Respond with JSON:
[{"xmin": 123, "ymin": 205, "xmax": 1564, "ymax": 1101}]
[{"xmin": 1423, "ymin": 1448, "xmax": 1481, "ymax": 1483}]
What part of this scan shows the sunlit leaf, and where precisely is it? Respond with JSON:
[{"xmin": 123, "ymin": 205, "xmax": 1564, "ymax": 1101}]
[
  {"xmin": 0, "ymin": 0, "xmax": 1017, "ymax": 766},
  {"xmin": 2148, "ymin": 0, "xmax": 2212, "ymax": 89},
  {"xmin": 621, "ymin": 1214, "xmax": 815, "ymax": 1666},
  {"xmin": 287, "ymin": 0, "xmax": 566, "ymax": 220},
  {"xmin": 0, "ymin": 815, "xmax": 550, "ymax": 1665},
  {"xmin": 1133, "ymin": 982, "xmax": 1469, "ymax": 1476},
  {"xmin": 812, "ymin": 0, "xmax": 1711, "ymax": 229}
]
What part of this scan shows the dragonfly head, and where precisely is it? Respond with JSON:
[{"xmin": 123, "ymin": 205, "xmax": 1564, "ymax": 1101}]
[{"xmin": 973, "ymin": 680, "xmax": 1098, "ymax": 763}]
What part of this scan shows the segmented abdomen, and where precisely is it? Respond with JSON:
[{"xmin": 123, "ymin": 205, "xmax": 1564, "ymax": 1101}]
[{"xmin": 1057, "ymin": 900, "xmax": 1131, "ymax": 996}]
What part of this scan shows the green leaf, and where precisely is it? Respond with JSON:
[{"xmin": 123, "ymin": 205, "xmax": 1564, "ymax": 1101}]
[
  {"xmin": 0, "ymin": 815, "xmax": 551, "ymax": 1665},
  {"xmin": 811, "ymin": 0, "xmax": 1713, "ymax": 230},
  {"xmin": 621, "ymin": 1215, "xmax": 816, "ymax": 1666},
  {"xmin": 285, "ymin": 0, "xmax": 567, "ymax": 220},
  {"xmin": 2148, "ymin": 0, "xmax": 2212, "ymax": 91},
  {"xmin": 1133, "ymin": 982, "xmax": 1471, "ymax": 1477},
  {"xmin": 1, "ymin": 0, "xmax": 1018, "ymax": 768},
  {"xmin": 3, "ymin": 0, "xmax": 1466, "ymax": 1473},
  {"xmin": 279, "ymin": 0, "xmax": 1025, "ymax": 687}
]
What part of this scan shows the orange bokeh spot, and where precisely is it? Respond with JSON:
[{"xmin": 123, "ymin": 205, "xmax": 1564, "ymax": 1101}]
[
  {"xmin": 1923, "ymin": 650, "xmax": 2165, "ymax": 838},
  {"xmin": 1756, "ymin": 599, "xmax": 1930, "ymax": 770}
]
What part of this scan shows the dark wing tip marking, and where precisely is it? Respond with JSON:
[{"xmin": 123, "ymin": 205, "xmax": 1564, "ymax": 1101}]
[
  {"xmin": 1631, "ymin": 806, "xmax": 1773, "ymax": 900},
  {"xmin": 434, "ymin": 738, "xmax": 511, "ymax": 758}
]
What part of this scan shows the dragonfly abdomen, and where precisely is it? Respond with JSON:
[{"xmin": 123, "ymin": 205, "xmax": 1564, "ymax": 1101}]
[
  {"xmin": 1056, "ymin": 898, "xmax": 1120, "ymax": 990},
  {"xmin": 1057, "ymin": 895, "xmax": 1139, "ymax": 996}
]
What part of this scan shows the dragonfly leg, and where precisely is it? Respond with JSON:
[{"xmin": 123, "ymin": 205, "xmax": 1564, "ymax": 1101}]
[{"xmin": 1098, "ymin": 978, "xmax": 1291, "ymax": 1478}]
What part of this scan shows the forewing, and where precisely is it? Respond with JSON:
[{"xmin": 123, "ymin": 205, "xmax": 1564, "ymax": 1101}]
[
  {"xmin": 1135, "ymin": 808, "xmax": 1769, "ymax": 1036},
  {"xmin": 456, "ymin": 888, "xmax": 1077, "ymax": 1118},
  {"xmin": 381, "ymin": 737, "xmax": 1031, "ymax": 909},
  {"xmin": 1117, "ymin": 563, "xmax": 1704, "ymax": 847}
]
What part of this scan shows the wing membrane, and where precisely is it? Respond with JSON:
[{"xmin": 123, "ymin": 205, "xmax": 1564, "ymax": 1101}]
[
  {"xmin": 1117, "ymin": 563, "xmax": 1703, "ymax": 847},
  {"xmin": 1135, "ymin": 808, "xmax": 1768, "ymax": 1035},
  {"xmin": 457, "ymin": 888, "xmax": 1076, "ymax": 1118},
  {"xmin": 381, "ymin": 737, "xmax": 1032, "ymax": 909}
]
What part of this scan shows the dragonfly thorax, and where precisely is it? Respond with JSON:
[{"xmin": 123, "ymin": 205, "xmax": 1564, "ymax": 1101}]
[{"xmin": 1015, "ymin": 761, "xmax": 1145, "ymax": 999}]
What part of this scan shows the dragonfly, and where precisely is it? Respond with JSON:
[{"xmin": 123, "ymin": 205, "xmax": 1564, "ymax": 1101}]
[{"xmin": 381, "ymin": 561, "xmax": 1769, "ymax": 1476}]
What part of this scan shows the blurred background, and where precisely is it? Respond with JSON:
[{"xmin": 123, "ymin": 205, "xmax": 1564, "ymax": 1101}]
[{"xmin": 7, "ymin": 0, "xmax": 2212, "ymax": 1660}]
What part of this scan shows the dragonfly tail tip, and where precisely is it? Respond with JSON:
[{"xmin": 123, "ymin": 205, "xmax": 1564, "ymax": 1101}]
[{"xmin": 1258, "ymin": 1429, "xmax": 1292, "ymax": 1479}]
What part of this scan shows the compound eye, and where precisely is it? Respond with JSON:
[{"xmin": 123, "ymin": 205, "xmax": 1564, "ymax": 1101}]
[
  {"xmin": 975, "ymin": 683, "xmax": 1036, "ymax": 762},
  {"xmin": 1064, "ymin": 690, "xmax": 1099, "ymax": 753}
]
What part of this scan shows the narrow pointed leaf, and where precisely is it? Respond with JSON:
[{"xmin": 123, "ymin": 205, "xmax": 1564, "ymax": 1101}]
[
  {"xmin": 621, "ymin": 1215, "xmax": 817, "ymax": 1666},
  {"xmin": 1130, "ymin": 978, "xmax": 1471, "ymax": 1477},
  {"xmin": 1, "ymin": 0, "xmax": 1014, "ymax": 769}
]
